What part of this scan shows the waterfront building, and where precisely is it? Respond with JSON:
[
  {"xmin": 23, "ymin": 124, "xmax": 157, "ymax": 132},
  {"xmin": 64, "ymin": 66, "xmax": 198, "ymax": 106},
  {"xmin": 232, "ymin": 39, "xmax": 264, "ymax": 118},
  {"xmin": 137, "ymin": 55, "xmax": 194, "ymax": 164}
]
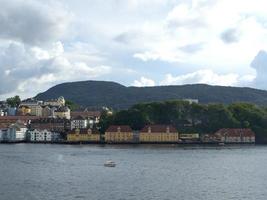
[
  {"xmin": 105, "ymin": 125, "xmax": 133, "ymax": 143},
  {"xmin": 54, "ymin": 106, "xmax": 71, "ymax": 119},
  {"xmin": 139, "ymin": 125, "xmax": 179, "ymax": 143},
  {"xmin": 0, "ymin": 126, "xmax": 8, "ymax": 141},
  {"xmin": 28, "ymin": 129, "xmax": 61, "ymax": 142},
  {"xmin": 30, "ymin": 118, "xmax": 70, "ymax": 133},
  {"xmin": 71, "ymin": 116, "xmax": 88, "ymax": 130},
  {"xmin": 67, "ymin": 128, "xmax": 100, "ymax": 142},
  {"xmin": 179, "ymin": 133, "xmax": 200, "ymax": 141},
  {"xmin": 6, "ymin": 123, "xmax": 27, "ymax": 142},
  {"xmin": 215, "ymin": 128, "xmax": 255, "ymax": 143}
]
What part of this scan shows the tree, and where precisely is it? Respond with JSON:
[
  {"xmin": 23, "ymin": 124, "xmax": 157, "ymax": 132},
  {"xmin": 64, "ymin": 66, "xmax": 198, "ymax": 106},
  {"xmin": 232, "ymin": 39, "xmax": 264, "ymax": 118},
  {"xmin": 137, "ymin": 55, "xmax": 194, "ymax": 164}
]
[
  {"xmin": 65, "ymin": 100, "xmax": 79, "ymax": 111},
  {"xmin": 6, "ymin": 95, "xmax": 21, "ymax": 107}
]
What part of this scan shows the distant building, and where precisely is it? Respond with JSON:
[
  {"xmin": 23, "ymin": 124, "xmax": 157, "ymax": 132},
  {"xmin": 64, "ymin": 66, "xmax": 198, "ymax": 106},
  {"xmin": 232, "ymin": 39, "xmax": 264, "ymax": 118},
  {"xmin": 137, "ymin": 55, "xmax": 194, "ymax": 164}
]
[
  {"xmin": 30, "ymin": 118, "xmax": 70, "ymax": 133},
  {"xmin": 71, "ymin": 116, "xmax": 88, "ymax": 130},
  {"xmin": 71, "ymin": 111, "xmax": 101, "ymax": 127},
  {"xmin": 67, "ymin": 128, "xmax": 100, "ymax": 142},
  {"xmin": 28, "ymin": 129, "xmax": 61, "ymax": 142},
  {"xmin": 7, "ymin": 107, "xmax": 17, "ymax": 116},
  {"xmin": 5, "ymin": 123, "xmax": 27, "ymax": 142},
  {"xmin": 54, "ymin": 106, "xmax": 70, "ymax": 119},
  {"xmin": 17, "ymin": 105, "xmax": 31, "ymax": 116},
  {"xmin": 43, "ymin": 96, "xmax": 65, "ymax": 107},
  {"xmin": 20, "ymin": 100, "xmax": 42, "ymax": 116},
  {"xmin": 0, "ymin": 126, "xmax": 8, "ymax": 141},
  {"xmin": 179, "ymin": 133, "xmax": 200, "ymax": 141},
  {"xmin": 183, "ymin": 99, "xmax": 199, "ymax": 104},
  {"xmin": 139, "ymin": 125, "xmax": 179, "ymax": 143},
  {"xmin": 215, "ymin": 128, "xmax": 255, "ymax": 143},
  {"xmin": 0, "ymin": 116, "xmax": 39, "ymax": 130},
  {"xmin": 105, "ymin": 125, "xmax": 133, "ymax": 143}
]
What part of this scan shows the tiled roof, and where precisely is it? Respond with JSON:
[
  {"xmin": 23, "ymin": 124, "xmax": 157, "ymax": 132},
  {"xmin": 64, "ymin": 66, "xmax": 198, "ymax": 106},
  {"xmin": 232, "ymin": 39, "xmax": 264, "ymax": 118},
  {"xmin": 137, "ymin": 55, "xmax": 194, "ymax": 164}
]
[
  {"xmin": 141, "ymin": 125, "xmax": 178, "ymax": 133},
  {"xmin": 0, "ymin": 116, "xmax": 40, "ymax": 121},
  {"xmin": 106, "ymin": 125, "xmax": 132, "ymax": 132},
  {"xmin": 72, "ymin": 115, "xmax": 85, "ymax": 120},
  {"xmin": 215, "ymin": 128, "xmax": 255, "ymax": 137},
  {"xmin": 71, "ymin": 111, "xmax": 101, "ymax": 118}
]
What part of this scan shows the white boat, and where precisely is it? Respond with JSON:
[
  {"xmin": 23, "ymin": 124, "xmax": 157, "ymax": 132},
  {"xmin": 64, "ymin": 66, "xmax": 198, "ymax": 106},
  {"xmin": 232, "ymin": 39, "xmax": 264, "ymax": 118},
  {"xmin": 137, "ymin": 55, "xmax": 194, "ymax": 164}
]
[{"xmin": 104, "ymin": 160, "xmax": 116, "ymax": 167}]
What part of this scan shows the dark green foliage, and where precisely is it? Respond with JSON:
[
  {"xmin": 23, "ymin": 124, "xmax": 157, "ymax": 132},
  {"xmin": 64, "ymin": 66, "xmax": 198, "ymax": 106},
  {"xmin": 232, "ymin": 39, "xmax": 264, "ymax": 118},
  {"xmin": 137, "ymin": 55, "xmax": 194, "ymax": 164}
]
[
  {"xmin": 35, "ymin": 80, "xmax": 267, "ymax": 110},
  {"xmin": 6, "ymin": 95, "xmax": 21, "ymax": 107},
  {"xmin": 100, "ymin": 100, "xmax": 267, "ymax": 143},
  {"xmin": 65, "ymin": 100, "xmax": 79, "ymax": 111}
]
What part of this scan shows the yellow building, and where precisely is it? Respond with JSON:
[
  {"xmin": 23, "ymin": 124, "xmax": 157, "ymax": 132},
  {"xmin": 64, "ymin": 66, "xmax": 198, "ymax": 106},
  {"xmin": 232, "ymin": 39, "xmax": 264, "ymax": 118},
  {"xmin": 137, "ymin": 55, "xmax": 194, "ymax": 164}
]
[
  {"xmin": 105, "ymin": 125, "xmax": 133, "ymax": 143},
  {"xmin": 139, "ymin": 125, "xmax": 179, "ymax": 143},
  {"xmin": 18, "ymin": 106, "xmax": 31, "ymax": 116},
  {"xmin": 67, "ymin": 128, "xmax": 100, "ymax": 142}
]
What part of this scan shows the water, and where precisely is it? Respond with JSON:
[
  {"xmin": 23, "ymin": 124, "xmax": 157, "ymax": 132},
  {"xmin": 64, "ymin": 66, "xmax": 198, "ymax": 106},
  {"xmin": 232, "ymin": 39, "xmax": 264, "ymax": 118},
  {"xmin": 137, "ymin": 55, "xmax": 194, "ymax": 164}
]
[{"xmin": 0, "ymin": 144, "xmax": 266, "ymax": 200}]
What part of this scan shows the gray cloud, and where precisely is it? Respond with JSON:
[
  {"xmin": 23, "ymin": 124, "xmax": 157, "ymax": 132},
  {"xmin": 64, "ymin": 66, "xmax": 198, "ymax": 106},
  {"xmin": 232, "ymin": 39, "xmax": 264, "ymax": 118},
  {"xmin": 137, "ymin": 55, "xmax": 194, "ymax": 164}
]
[
  {"xmin": 0, "ymin": 0, "xmax": 70, "ymax": 45},
  {"xmin": 221, "ymin": 28, "xmax": 240, "ymax": 44}
]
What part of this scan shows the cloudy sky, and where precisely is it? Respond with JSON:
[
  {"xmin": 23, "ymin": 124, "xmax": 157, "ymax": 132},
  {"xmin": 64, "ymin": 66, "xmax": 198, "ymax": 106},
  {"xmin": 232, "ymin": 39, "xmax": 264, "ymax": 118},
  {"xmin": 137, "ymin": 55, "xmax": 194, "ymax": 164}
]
[{"xmin": 1, "ymin": 0, "xmax": 267, "ymax": 99}]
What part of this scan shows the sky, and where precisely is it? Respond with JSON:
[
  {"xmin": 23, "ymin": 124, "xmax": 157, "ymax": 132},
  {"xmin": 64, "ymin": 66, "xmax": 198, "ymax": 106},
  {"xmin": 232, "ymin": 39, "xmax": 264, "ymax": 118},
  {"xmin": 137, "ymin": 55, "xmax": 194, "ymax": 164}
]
[{"xmin": 1, "ymin": 0, "xmax": 267, "ymax": 100}]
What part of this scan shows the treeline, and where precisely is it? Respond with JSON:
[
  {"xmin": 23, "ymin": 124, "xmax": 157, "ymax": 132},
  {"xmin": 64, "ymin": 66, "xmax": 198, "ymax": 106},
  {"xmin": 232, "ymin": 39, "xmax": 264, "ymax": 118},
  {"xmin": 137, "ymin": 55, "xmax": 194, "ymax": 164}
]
[{"xmin": 99, "ymin": 101, "xmax": 267, "ymax": 143}]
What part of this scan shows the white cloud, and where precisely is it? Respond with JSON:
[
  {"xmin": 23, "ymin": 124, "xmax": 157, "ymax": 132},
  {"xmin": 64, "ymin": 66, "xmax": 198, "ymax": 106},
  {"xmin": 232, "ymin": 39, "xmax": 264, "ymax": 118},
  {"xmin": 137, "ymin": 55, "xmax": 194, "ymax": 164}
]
[
  {"xmin": 133, "ymin": 77, "xmax": 156, "ymax": 87},
  {"xmin": 160, "ymin": 69, "xmax": 255, "ymax": 86}
]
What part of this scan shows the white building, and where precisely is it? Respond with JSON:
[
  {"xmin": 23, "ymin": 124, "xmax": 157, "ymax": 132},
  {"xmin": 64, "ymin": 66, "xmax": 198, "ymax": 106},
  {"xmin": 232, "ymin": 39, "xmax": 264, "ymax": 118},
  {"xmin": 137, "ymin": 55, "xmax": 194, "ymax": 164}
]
[
  {"xmin": 43, "ymin": 96, "xmax": 65, "ymax": 107},
  {"xmin": 71, "ymin": 116, "xmax": 88, "ymax": 130},
  {"xmin": 28, "ymin": 129, "xmax": 61, "ymax": 142},
  {"xmin": 6, "ymin": 123, "xmax": 27, "ymax": 142}
]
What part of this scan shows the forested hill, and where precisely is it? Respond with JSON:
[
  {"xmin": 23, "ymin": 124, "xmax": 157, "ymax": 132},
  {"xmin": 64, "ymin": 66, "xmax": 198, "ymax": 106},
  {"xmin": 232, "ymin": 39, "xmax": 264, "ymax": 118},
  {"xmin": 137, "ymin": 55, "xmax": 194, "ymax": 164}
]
[{"xmin": 35, "ymin": 80, "xmax": 267, "ymax": 109}]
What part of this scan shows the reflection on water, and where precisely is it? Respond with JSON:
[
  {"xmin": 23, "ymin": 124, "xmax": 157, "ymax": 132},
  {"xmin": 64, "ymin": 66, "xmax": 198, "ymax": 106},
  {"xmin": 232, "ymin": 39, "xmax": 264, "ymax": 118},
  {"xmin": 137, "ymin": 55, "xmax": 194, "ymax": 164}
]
[{"xmin": 0, "ymin": 144, "xmax": 266, "ymax": 200}]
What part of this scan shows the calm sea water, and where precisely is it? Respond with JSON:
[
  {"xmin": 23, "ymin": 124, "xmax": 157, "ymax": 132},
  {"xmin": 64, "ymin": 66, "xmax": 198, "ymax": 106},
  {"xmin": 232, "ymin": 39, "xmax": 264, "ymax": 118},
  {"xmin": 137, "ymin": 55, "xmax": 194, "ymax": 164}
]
[{"xmin": 0, "ymin": 144, "xmax": 266, "ymax": 200}]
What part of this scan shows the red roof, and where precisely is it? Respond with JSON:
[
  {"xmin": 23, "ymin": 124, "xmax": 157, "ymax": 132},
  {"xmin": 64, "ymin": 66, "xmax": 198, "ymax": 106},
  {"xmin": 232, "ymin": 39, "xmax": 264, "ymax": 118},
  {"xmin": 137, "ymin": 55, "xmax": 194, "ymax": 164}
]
[
  {"xmin": 106, "ymin": 125, "xmax": 132, "ymax": 132},
  {"xmin": 71, "ymin": 111, "xmax": 101, "ymax": 118},
  {"xmin": 215, "ymin": 128, "xmax": 255, "ymax": 137},
  {"xmin": 141, "ymin": 125, "xmax": 178, "ymax": 133}
]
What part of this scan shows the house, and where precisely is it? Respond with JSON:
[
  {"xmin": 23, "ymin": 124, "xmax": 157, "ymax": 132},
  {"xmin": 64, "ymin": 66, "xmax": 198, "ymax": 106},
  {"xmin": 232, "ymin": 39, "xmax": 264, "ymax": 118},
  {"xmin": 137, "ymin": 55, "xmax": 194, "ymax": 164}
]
[
  {"xmin": 0, "ymin": 125, "xmax": 8, "ymax": 142},
  {"xmin": 30, "ymin": 118, "xmax": 70, "ymax": 133},
  {"xmin": 43, "ymin": 96, "xmax": 65, "ymax": 107},
  {"xmin": 105, "ymin": 125, "xmax": 133, "ymax": 143},
  {"xmin": 20, "ymin": 100, "xmax": 43, "ymax": 116},
  {"xmin": 54, "ymin": 106, "xmax": 71, "ymax": 119},
  {"xmin": 67, "ymin": 128, "xmax": 100, "ymax": 142},
  {"xmin": 71, "ymin": 111, "xmax": 101, "ymax": 127},
  {"xmin": 28, "ymin": 129, "xmax": 61, "ymax": 142},
  {"xmin": 17, "ymin": 105, "xmax": 31, "ymax": 116},
  {"xmin": 139, "ymin": 125, "xmax": 179, "ymax": 143},
  {"xmin": 215, "ymin": 128, "xmax": 255, "ymax": 143},
  {"xmin": 71, "ymin": 116, "xmax": 88, "ymax": 130},
  {"xmin": 5, "ymin": 122, "xmax": 27, "ymax": 142}
]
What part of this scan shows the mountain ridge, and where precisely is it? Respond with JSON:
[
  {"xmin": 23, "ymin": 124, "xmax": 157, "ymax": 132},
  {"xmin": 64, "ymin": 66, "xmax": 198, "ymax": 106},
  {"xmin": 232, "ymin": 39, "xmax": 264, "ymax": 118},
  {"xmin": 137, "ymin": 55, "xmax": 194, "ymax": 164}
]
[{"xmin": 35, "ymin": 80, "xmax": 267, "ymax": 109}]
